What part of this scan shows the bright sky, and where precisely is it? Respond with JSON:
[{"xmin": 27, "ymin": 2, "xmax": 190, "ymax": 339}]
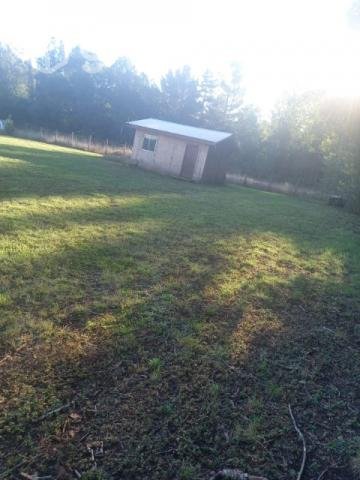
[{"xmin": 1, "ymin": 0, "xmax": 360, "ymax": 113}]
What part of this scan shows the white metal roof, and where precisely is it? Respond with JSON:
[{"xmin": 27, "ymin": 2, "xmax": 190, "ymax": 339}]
[{"xmin": 126, "ymin": 118, "xmax": 232, "ymax": 145}]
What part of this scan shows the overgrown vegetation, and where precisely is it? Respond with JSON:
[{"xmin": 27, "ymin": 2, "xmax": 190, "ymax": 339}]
[
  {"xmin": 1, "ymin": 136, "xmax": 360, "ymax": 479},
  {"xmin": 3, "ymin": 117, "xmax": 14, "ymax": 136},
  {"xmin": 13, "ymin": 127, "xmax": 131, "ymax": 156}
]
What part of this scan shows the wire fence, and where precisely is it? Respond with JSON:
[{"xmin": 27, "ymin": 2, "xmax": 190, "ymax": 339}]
[
  {"xmin": 226, "ymin": 173, "xmax": 324, "ymax": 200},
  {"xmin": 14, "ymin": 128, "xmax": 131, "ymax": 157},
  {"xmin": 7, "ymin": 129, "xmax": 326, "ymax": 200}
]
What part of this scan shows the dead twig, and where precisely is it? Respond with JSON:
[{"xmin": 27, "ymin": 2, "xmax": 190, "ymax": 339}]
[
  {"xmin": 210, "ymin": 470, "xmax": 268, "ymax": 480},
  {"xmin": 20, "ymin": 473, "xmax": 52, "ymax": 480},
  {"xmin": 316, "ymin": 468, "xmax": 328, "ymax": 480},
  {"xmin": 288, "ymin": 404, "xmax": 307, "ymax": 480},
  {"xmin": 0, "ymin": 344, "xmax": 26, "ymax": 366},
  {"xmin": 77, "ymin": 432, "xmax": 90, "ymax": 444},
  {"xmin": 0, "ymin": 454, "xmax": 42, "ymax": 479},
  {"xmin": 0, "ymin": 459, "xmax": 28, "ymax": 479},
  {"xmin": 36, "ymin": 401, "xmax": 74, "ymax": 422},
  {"xmin": 87, "ymin": 446, "xmax": 95, "ymax": 463}
]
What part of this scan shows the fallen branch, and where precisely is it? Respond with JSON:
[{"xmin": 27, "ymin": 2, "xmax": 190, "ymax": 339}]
[
  {"xmin": 288, "ymin": 404, "xmax": 307, "ymax": 480},
  {"xmin": 210, "ymin": 470, "xmax": 268, "ymax": 480}
]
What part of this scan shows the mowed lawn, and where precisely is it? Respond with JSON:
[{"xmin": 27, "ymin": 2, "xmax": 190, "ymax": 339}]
[{"xmin": 1, "ymin": 136, "xmax": 360, "ymax": 480}]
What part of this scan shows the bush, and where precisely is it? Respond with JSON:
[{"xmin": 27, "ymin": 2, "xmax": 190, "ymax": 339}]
[{"xmin": 4, "ymin": 116, "xmax": 15, "ymax": 135}]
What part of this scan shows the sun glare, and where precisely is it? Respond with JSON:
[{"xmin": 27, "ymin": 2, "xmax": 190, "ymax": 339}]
[{"xmin": 0, "ymin": 0, "xmax": 359, "ymax": 111}]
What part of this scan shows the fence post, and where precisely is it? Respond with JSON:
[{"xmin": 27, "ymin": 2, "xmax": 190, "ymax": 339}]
[
  {"xmin": 105, "ymin": 139, "xmax": 109, "ymax": 155},
  {"xmin": 88, "ymin": 135, "xmax": 92, "ymax": 151},
  {"xmin": 55, "ymin": 130, "xmax": 58, "ymax": 143},
  {"xmin": 71, "ymin": 132, "xmax": 74, "ymax": 147}
]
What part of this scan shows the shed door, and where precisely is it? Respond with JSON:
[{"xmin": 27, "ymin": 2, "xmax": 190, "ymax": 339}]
[{"xmin": 180, "ymin": 144, "xmax": 199, "ymax": 179}]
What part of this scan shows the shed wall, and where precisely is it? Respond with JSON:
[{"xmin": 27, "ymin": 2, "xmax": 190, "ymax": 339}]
[
  {"xmin": 131, "ymin": 129, "xmax": 209, "ymax": 180},
  {"xmin": 193, "ymin": 143, "xmax": 209, "ymax": 180}
]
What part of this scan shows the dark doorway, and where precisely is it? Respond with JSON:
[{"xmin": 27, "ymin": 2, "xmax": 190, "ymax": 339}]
[{"xmin": 180, "ymin": 143, "xmax": 199, "ymax": 179}]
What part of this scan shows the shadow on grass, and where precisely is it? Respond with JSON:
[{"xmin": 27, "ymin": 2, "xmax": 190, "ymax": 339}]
[
  {"xmin": 1, "ymin": 212, "xmax": 359, "ymax": 480},
  {"xmin": 0, "ymin": 140, "xmax": 360, "ymax": 479}
]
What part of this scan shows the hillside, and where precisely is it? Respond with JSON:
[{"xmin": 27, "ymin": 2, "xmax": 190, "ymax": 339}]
[{"xmin": 1, "ymin": 136, "xmax": 360, "ymax": 480}]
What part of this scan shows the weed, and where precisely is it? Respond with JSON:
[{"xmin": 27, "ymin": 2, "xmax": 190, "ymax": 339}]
[{"xmin": 149, "ymin": 357, "xmax": 162, "ymax": 379}]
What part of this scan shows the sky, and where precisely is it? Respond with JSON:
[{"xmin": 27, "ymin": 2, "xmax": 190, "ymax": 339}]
[{"xmin": 1, "ymin": 0, "xmax": 360, "ymax": 114}]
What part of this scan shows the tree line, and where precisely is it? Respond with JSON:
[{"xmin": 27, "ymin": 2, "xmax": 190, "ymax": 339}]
[{"xmin": 1, "ymin": 39, "xmax": 359, "ymax": 211}]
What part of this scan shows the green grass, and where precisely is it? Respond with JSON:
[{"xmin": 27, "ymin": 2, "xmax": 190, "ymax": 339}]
[{"xmin": 1, "ymin": 135, "xmax": 360, "ymax": 479}]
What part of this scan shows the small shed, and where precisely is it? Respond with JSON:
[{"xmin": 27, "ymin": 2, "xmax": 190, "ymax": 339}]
[{"xmin": 126, "ymin": 118, "xmax": 232, "ymax": 183}]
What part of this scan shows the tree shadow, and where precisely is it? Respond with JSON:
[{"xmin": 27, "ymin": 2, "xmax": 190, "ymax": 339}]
[
  {"xmin": 0, "ymin": 205, "xmax": 359, "ymax": 479},
  {"xmin": 1, "ymin": 140, "xmax": 360, "ymax": 479}
]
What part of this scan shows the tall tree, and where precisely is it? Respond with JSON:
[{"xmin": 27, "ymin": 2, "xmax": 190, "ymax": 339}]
[
  {"xmin": 36, "ymin": 38, "xmax": 66, "ymax": 73},
  {"xmin": 198, "ymin": 70, "xmax": 222, "ymax": 127},
  {"xmin": 1, "ymin": 41, "xmax": 359, "ymax": 210},
  {"xmin": 0, "ymin": 44, "xmax": 32, "ymax": 120},
  {"xmin": 160, "ymin": 66, "xmax": 201, "ymax": 124},
  {"xmin": 219, "ymin": 63, "xmax": 245, "ymax": 127}
]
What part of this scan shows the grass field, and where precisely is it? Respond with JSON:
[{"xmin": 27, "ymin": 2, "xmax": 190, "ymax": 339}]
[{"xmin": 1, "ymin": 135, "xmax": 360, "ymax": 480}]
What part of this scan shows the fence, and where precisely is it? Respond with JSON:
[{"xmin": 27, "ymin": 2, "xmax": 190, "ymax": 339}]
[
  {"xmin": 226, "ymin": 173, "xmax": 324, "ymax": 200},
  {"xmin": 14, "ymin": 128, "xmax": 131, "ymax": 157}
]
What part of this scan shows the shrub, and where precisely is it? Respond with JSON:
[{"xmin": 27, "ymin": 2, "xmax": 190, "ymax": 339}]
[{"xmin": 4, "ymin": 116, "xmax": 15, "ymax": 135}]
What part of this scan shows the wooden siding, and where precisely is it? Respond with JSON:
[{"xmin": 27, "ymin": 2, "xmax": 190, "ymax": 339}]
[{"xmin": 131, "ymin": 128, "xmax": 209, "ymax": 181}]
